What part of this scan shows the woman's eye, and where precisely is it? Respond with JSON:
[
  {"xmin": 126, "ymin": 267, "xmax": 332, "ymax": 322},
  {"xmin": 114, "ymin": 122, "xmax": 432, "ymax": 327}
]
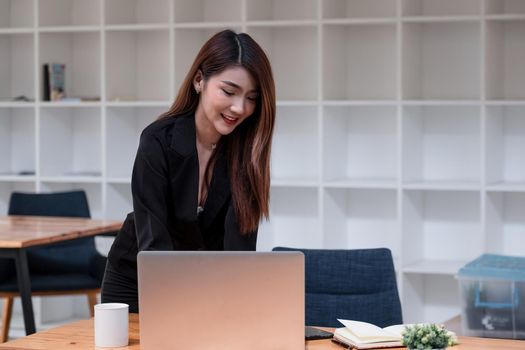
[
  {"xmin": 222, "ymin": 89, "xmax": 234, "ymax": 96},
  {"xmin": 247, "ymin": 96, "xmax": 258, "ymax": 102}
]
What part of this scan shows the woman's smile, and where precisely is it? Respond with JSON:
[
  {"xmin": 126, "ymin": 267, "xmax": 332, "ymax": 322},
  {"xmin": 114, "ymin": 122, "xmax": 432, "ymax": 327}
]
[{"xmin": 221, "ymin": 113, "xmax": 239, "ymax": 125}]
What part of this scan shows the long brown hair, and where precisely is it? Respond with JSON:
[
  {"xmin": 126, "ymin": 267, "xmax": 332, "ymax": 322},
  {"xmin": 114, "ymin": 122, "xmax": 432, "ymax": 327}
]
[{"xmin": 159, "ymin": 29, "xmax": 275, "ymax": 234}]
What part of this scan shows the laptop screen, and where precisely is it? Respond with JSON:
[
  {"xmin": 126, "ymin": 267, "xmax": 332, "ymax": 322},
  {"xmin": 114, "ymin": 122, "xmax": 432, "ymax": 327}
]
[{"xmin": 138, "ymin": 251, "xmax": 305, "ymax": 350}]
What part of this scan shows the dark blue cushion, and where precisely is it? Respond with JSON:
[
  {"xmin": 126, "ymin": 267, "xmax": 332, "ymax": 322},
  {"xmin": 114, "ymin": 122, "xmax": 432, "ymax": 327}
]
[
  {"xmin": 0, "ymin": 190, "xmax": 106, "ymax": 289},
  {"xmin": 8, "ymin": 191, "xmax": 90, "ymax": 218},
  {"xmin": 25, "ymin": 238, "xmax": 96, "ymax": 274},
  {"xmin": 273, "ymin": 247, "xmax": 402, "ymax": 328}
]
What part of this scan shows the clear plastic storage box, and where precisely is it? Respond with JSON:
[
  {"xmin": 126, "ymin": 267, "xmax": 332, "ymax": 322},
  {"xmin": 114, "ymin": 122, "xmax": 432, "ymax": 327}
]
[{"xmin": 457, "ymin": 254, "xmax": 525, "ymax": 339}]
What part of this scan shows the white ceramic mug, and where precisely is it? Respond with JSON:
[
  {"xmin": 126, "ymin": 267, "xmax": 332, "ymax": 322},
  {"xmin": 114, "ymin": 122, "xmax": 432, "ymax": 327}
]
[{"xmin": 94, "ymin": 303, "xmax": 129, "ymax": 347}]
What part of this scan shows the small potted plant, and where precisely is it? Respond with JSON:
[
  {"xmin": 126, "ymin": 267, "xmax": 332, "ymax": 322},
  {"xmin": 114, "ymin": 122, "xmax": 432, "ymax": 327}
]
[{"xmin": 401, "ymin": 324, "xmax": 458, "ymax": 350}]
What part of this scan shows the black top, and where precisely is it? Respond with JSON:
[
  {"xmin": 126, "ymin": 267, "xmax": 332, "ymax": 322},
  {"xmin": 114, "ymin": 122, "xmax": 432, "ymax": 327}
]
[{"xmin": 107, "ymin": 113, "xmax": 258, "ymax": 279}]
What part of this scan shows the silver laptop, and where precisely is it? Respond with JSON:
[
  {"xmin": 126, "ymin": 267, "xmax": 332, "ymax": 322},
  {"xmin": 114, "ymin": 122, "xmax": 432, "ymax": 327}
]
[{"xmin": 138, "ymin": 251, "xmax": 305, "ymax": 350}]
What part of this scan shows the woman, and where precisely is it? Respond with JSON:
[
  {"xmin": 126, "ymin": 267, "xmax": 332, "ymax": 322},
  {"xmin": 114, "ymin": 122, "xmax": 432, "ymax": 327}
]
[{"xmin": 101, "ymin": 29, "xmax": 275, "ymax": 312}]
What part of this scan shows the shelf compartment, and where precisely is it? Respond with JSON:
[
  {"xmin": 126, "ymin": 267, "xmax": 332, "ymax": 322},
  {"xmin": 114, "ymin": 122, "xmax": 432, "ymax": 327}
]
[
  {"xmin": 323, "ymin": 0, "xmax": 396, "ymax": 19},
  {"xmin": 0, "ymin": 181, "xmax": 35, "ymax": 215},
  {"xmin": 0, "ymin": 107, "xmax": 35, "ymax": 177},
  {"xmin": 402, "ymin": 190, "xmax": 482, "ymax": 264},
  {"xmin": 0, "ymin": 175, "xmax": 36, "ymax": 182},
  {"xmin": 486, "ymin": 106, "xmax": 525, "ymax": 185},
  {"xmin": 246, "ymin": 0, "xmax": 316, "ymax": 21},
  {"xmin": 402, "ymin": 274, "xmax": 460, "ymax": 323},
  {"xmin": 486, "ymin": 192, "xmax": 525, "ymax": 256},
  {"xmin": 323, "ymin": 188, "xmax": 399, "ymax": 256},
  {"xmin": 323, "ymin": 24, "xmax": 396, "ymax": 100},
  {"xmin": 39, "ymin": 107, "xmax": 101, "ymax": 178},
  {"xmin": 106, "ymin": 106, "xmax": 162, "ymax": 178},
  {"xmin": 324, "ymin": 179, "xmax": 397, "ymax": 189},
  {"xmin": 106, "ymin": 0, "xmax": 170, "ymax": 25},
  {"xmin": 40, "ymin": 101, "xmax": 101, "ymax": 108},
  {"xmin": 38, "ymin": 0, "xmax": 100, "ymax": 27},
  {"xmin": 0, "ymin": 0, "xmax": 33, "ymax": 29},
  {"xmin": 39, "ymin": 176, "xmax": 102, "ymax": 183},
  {"xmin": 271, "ymin": 106, "xmax": 318, "ymax": 183},
  {"xmin": 39, "ymin": 32, "xmax": 100, "ymax": 101},
  {"xmin": 402, "ymin": 22, "xmax": 480, "ymax": 99},
  {"xmin": 403, "ymin": 259, "xmax": 468, "ymax": 275},
  {"xmin": 486, "ymin": 20, "xmax": 525, "ymax": 100},
  {"xmin": 323, "ymin": 106, "xmax": 397, "ymax": 183},
  {"xmin": 106, "ymin": 183, "xmax": 132, "ymax": 220},
  {"xmin": 40, "ymin": 182, "xmax": 102, "ymax": 218},
  {"xmin": 271, "ymin": 179, "xmax": 318, "ymax": 188},
  {"xmin": 486, "ymin": 100, "xmax": 525, "ymax": 106},
  {"xmin": 486, "ymin": 182, "xmax": 525, "ymax": 192},
  {"xmin": 107, "ymin": 30, "xmax": 170, "ymax": 102},
  {"xmin": 256, "ymin": 187, "xmax": 319, "ymax": 251},
  {"xmin": 0, "ymin": 33, "xmax": 34, "ymax": 102},
  {"xmin": 175, "ymin": 0, "xmax": 242, "ymax": 23},
  {"xmin": 402, "ymin": 0, "xmax": 480, "ymax": 17},
  {"xmin": 0, "ymin": 102, "xmax": 34, "ymax": 108},
  {"xmin": 247, "ymin": 25, "xmax": 317, "ymax": 101},
  {"xmin": 402, "ymin": 106, "xmax": 481, "ymax": 184},
  {"xmin": 106, "ymin": 101, "xmax": 170, "ymax": 107},
  {"xmin": 174, "ymin": 26, "xmax": 240, "ymax": 91},
  {"xmin": 402, "ymin": 100, "xmax": 481, "ymax": 106},
  {"xmin": 402, "ymin": 180, "xmax": 481, "ymax": 191},
  {"xmin": 486, "ymin": 0, "xmax": 525, "ymax": 15},
  {"xmin": 107, "ymin": 177, "xmax": 131, "ymax": 184}
]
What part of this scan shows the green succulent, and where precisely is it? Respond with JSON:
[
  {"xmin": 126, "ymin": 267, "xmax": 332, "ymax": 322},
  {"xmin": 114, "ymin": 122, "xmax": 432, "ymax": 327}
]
[{"xmin": 401, "ymin": 324, "xmax": 458, "ymax": 350}]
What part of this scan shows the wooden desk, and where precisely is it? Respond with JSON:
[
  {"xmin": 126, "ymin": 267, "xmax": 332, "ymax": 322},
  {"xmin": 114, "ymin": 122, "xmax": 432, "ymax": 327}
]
[
  {"xmin": 0, "ymin": 314, "xmax": 523, "ymax": 350},
  {"xmin": 0, "ymin": 216, "xmax": 122, "ymax": 336}
]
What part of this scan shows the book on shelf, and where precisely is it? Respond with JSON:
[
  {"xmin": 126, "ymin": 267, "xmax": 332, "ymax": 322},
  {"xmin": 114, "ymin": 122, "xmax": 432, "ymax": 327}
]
[
  {"xmin": 43, "ymin": 63, "xmax": 66, "ymax": 101},
  {"xmin": 42, "ymin": 64, "xmax": 50, "ymax": 101},
  {"xmin": 332, "ymin": 319, "xmax": 407, "ymax": 349}
]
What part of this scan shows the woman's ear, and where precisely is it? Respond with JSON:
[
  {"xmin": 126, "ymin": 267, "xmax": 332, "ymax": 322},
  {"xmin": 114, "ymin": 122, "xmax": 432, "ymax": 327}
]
[{"xmin": 193, "ymin": 70, "xmax": 203, "ymax": 94}]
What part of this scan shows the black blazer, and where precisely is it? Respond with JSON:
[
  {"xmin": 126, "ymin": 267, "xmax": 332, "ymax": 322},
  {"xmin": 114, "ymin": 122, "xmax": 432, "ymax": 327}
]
[{"xmin": 107, "ymin": 113, "xmax": 257, "ymax": 279}]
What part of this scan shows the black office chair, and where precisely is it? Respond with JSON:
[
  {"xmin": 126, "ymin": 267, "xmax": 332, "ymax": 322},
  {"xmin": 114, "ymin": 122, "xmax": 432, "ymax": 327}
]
[
  {"xmin": 273, "ymin": 247, "xmax": 402, "ymax": 328},
  {"xmin": 0, "ymin": 190, "xmax": 106, "ymax": 342}
]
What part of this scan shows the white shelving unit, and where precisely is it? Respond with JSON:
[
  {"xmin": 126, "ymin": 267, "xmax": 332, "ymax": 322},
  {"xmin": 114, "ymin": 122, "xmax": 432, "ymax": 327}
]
[{"xmin": 1, "ymin": 0, "xmax": 525, "ymax": 334}]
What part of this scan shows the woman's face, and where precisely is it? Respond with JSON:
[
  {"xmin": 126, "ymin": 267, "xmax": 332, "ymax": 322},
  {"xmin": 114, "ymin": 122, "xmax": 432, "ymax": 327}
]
[{"xmin": 195, "ymin": 66, "xmax": 258, "ymax": 137}]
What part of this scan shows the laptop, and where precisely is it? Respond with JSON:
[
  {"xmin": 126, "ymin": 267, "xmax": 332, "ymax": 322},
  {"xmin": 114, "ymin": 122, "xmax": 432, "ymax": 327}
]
[{"xmin": 137, "ymin": 251, "xmax": 305, "ymax": 350}]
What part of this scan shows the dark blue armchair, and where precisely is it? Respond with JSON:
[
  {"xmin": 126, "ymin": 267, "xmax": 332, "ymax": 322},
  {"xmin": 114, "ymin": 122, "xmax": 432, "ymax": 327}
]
[
  {"xmin": 0, "ymin": 191, "xmax": 106, "ymax": 341},
  {"xmin": 273, "ymin": 247, "xmax": 402, "ymax": 328}
]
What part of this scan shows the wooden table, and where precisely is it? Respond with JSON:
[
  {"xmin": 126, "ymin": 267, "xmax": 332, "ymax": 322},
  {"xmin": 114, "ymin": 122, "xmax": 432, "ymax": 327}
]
[
  {"xmin": 0, "ymin": 216, "xmax": 122, "ymax": 336},
  {"xmin": 0, "ymin": 314, "xmax": 523, "ymax": 350}
]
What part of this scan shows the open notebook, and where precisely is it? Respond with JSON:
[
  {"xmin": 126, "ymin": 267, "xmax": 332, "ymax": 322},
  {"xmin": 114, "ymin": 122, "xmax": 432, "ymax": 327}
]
[{"xmin": 333, "ymin": 319, "xmax": 407, "ymax": 349}]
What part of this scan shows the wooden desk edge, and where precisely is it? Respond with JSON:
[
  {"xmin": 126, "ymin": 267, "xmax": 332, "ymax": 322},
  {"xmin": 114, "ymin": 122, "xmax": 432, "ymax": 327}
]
[
  {"xmin": 0, "ymin": 216, "xmax": 122, "ymax": 248},
  {"xmin": 1, "ymin": 314, "xmax": 524, "ymax": 350}
]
